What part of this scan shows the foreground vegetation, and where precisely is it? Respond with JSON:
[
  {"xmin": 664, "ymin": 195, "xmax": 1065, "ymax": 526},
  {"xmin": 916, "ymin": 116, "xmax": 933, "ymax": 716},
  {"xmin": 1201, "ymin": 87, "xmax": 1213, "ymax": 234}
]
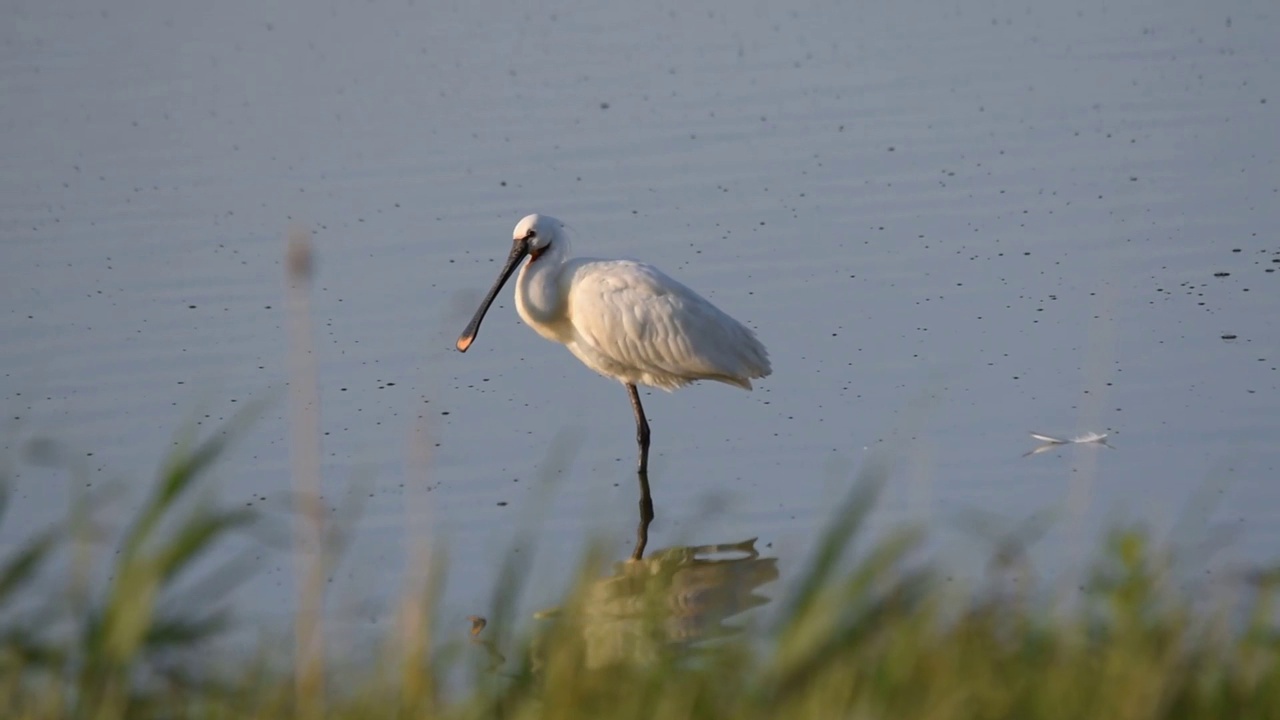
[{"xmin": 1, "ymin": 423, "xmax": 1277, "ymax": 720}]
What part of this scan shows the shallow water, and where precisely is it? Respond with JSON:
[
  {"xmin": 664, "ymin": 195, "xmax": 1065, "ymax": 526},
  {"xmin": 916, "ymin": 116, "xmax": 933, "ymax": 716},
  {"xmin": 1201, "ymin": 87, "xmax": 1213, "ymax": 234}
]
[{"xmin": 2, "ymin": 0, "xmax": 1277, "ymax": 642}]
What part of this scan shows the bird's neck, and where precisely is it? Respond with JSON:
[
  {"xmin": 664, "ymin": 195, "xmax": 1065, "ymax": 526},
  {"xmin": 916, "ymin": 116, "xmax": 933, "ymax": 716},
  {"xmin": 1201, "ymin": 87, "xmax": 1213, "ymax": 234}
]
[{"xmin": 515, "ymin": 246, "xmax": 571, "ymax": 341}]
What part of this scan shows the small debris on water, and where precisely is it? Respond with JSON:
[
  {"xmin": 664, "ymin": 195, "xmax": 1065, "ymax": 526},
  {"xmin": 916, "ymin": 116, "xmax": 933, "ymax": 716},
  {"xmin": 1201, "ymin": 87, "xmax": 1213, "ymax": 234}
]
[{"xmin": 1024, "ymin": 431, "xmax": 1113, "ymax": 457}]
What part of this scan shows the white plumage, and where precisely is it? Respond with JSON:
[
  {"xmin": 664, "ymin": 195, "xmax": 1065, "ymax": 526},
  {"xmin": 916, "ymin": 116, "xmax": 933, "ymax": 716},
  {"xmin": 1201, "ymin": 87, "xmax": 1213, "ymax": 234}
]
[{"xmin": 456, "ymin": 214, "xmax": 771, "ymax": 515}]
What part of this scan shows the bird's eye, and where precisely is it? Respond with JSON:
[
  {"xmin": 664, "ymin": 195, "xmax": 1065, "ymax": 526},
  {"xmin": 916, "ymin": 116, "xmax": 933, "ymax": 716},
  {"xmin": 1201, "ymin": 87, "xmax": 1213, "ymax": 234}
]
[{"xmin": 525, "ymin": 230, "xmax": 537, "ymax": 240}]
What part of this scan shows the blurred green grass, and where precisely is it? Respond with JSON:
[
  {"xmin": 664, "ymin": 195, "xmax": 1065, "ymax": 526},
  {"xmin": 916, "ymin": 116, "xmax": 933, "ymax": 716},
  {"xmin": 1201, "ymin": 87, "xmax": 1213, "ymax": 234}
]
[{"xmin": 0, "ymin": 422, "xmax": 1276, "ymax": 720}]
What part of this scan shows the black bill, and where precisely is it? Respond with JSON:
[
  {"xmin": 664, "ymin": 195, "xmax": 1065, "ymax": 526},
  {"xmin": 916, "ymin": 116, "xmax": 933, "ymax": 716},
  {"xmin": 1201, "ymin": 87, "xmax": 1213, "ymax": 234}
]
[{"xmin": 456, "ymin": 237, "xmax": 530, "ymax": 352}]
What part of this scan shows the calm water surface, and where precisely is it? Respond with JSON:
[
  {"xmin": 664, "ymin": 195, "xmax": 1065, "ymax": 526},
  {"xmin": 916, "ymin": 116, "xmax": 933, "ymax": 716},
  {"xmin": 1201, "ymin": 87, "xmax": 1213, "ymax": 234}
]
[{"xmin": 2, "ymin": 0, "xmax": 1277, "ymax": 640}]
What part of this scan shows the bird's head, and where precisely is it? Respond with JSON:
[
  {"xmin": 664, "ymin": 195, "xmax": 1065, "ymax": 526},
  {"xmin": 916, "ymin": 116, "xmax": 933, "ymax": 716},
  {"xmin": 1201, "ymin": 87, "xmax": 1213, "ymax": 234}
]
[
  {"xmin": 455, "ymin": 213, "xmax": 567, "ymax": 353},
  {"xmin": 513, "ymin": 214, "xmax": 565, "ymax": 262}
]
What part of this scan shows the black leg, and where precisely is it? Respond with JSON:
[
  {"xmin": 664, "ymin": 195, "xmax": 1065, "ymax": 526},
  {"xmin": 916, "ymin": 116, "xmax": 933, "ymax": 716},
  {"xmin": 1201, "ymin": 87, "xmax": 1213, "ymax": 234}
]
[
  {"xmin": 626, "ymin": 384, "xmax": 655, "ymax": 529},
  {"xmin": 626, "ymin": 383, "xmax": 651, "ymax": 475},
  {"xmin": 630, "ymin": 488, "xmax": 653, "ymax": 561}
]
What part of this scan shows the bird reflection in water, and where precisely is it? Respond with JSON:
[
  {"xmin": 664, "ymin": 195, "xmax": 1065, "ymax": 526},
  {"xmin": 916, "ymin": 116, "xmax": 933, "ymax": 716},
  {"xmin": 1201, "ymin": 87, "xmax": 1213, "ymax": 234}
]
[
  {"xmin": 521, "ymin": 535, "xmax": 777, "ymax": 671},
  {"xmin": 468, "ymin": 536, "xmax": 777, "ymax": 671}
]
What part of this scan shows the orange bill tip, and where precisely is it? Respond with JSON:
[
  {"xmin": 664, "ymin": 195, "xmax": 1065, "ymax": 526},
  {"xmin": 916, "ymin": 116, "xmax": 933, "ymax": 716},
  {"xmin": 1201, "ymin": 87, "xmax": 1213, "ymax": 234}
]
[{"xmin": 456, "ymin": 335, "xmax": 474, "ymax": 352}]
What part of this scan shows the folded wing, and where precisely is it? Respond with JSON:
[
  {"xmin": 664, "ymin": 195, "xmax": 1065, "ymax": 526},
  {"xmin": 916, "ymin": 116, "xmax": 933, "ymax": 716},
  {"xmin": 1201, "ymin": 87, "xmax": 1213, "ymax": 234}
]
[{"xmin": 566, "ymin": 260, "xmax": 771, "ymax": 391}]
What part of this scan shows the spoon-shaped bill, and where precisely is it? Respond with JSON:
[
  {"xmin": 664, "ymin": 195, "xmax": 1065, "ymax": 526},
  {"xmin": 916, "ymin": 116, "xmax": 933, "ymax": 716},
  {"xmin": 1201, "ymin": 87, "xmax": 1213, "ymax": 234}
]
[{"xmin": 456, "ymin": 239, "xmax": 529, "ymax": 352}]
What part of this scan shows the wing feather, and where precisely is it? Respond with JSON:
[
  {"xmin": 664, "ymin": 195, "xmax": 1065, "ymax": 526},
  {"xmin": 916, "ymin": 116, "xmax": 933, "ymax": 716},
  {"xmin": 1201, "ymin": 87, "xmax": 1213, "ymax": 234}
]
[{"xmin": 565, "ymin": 260, "xmax": 770, "ymax": 390}]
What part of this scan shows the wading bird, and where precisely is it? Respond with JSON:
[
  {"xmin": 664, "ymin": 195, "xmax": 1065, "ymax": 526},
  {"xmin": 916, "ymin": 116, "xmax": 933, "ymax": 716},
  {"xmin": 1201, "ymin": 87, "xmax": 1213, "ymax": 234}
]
[{"xmin": 456, "ymin": 214, "xmax": 771, "ymax": 525}]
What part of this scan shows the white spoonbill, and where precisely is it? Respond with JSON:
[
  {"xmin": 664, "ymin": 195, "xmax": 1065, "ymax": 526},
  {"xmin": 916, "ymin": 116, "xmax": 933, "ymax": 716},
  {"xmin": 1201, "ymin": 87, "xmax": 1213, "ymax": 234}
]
[{"xmin": 456, "ymin": 214, "xmax": 771, "ymax": 518}]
